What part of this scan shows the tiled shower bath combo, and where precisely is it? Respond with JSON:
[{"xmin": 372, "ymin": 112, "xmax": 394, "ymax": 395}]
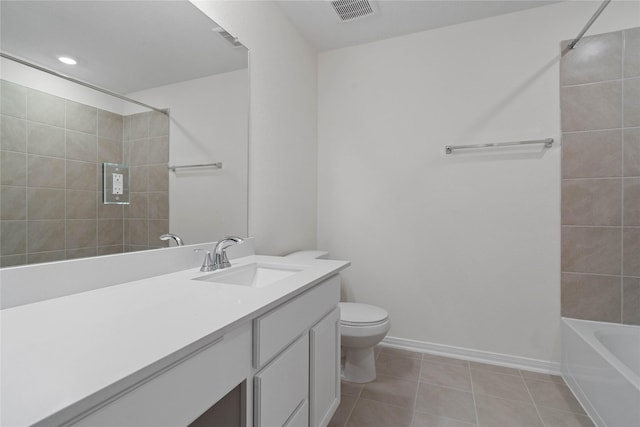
[
  {"xmin": 0, "ymin": 80, "xmax": 169, "ymax": 267},
  {"xmin": 560, "ymin": 27, "xmax": 640, "ymax": 325}
]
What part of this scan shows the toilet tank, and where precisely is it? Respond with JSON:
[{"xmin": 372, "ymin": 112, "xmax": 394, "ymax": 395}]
[{"xmin": 284, "ymin": 250, "xmax": 329, "ymax": 260}]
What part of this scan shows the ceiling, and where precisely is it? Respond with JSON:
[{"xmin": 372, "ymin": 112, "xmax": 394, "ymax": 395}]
[
  {"xmin": 275, "ymin": 0, "xmax": 562, "ymax": 51},
  {"xmin": 0, "ymin": 1, "xmax": 248, "ymax": 94}
]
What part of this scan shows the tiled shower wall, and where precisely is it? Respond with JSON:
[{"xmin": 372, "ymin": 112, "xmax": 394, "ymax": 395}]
[
  {"xmin": 0, "ymin": 80, "xmax": 169, "ymax": 267},
  {"xmin": 560, "ymin": 28, "xmax": 640, "ymax": 325}
]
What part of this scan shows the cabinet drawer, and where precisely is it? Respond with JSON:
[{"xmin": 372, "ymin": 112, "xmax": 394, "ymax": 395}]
[
  {"xmin": 254, "ymin": 334, "xmax": 309, "ymax": 427},
  {"xmin": 71, "ymin": 323, "xmax": 252, "ymax": 427},
  {"xmin": 254, "ymin": 275, "xmax": 340, "ymax": 368}
]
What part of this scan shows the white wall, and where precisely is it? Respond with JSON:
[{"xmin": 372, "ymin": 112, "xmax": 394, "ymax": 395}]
[
  {"xmin": 318, "ymin": 1, "xmax": 640, "ymax": 364},
  {"xmin": 128, "ymin": 70, "xmax": 249, "ymax": 244},
  {"xmin": 191, "ymin": 1, "xmax": 319, "ymax": 255}
]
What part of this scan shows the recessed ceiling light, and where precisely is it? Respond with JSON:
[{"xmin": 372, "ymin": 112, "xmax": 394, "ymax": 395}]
[{"xmin": 57, "ymin": 56, "xmax": 77, "ymax": 65}]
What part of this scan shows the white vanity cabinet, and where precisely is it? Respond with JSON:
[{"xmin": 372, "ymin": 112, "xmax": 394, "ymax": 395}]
[
  {"xmin": 253, "ymin": 275, "xmax": 341, "ymax": 427},
  {"xmin": 71, "ymin": 323, "xmax": 252, "ymax": 427}
]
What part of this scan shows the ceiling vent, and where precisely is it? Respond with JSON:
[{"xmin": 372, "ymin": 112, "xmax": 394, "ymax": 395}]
[{"xmin": 329, "ymin": 0, "xmax": 377, "ymax": 23}]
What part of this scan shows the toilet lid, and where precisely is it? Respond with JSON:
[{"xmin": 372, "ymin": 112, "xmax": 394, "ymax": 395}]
[{"xmin": 339, "ymin": 302, "xmax": 389, "ymax": 326}]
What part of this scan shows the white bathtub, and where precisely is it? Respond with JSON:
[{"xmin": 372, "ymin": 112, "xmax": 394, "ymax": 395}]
[{"xmin": 562, "ymin": 318, "xmax": 640, "ymax": 427}]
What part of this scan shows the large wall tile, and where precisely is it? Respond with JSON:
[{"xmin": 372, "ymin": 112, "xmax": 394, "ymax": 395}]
[
  {"xmin": 623, "ymin": 228, "xmax": 640, "ymax": 276},
  {"xmin": 148, "ymin": 220, "xmax": 169, "ymax": 247},
  {"xmin": 1, "ymin": 80, "xmax": 26, "ymax": 119},
  {"xmin": 27, "ymin": 220, "xmax": 65, "ymax": 252},
  {"xmin": 147, "ymin": 165, "xmax": 168, "ymax": 191},
  {"xmin": 623, "ymin": 128, "xmax": 640, "ymax": 177},
  {"xmin": 66, "ymin": 219, "xmax": 97, "ymax": 249},
  {"xmin": 562, "ymin": 130, "xmax": 621, "ymax": 178},
  {"xmin": 129, "ymin": 219, "xmax": 149, "ymax": 246},
  {"xmin": 1, "ymin": 115, "xmax": 27, "ymax": 152},
  {"xmin": 98, "ymin": 201, "xmax": 124, "ymax": 219},
  {"xmin": 131, "ymin": 166, "xmax": 148, "ymax": 192},
  {"xmin": 562, "ymin": 179, "xmax": 621, "ymax": 225},
  {"xmin": 1, "ymin": 151, "xmax": 26, "ymax": 186},
  {"xmin": 27, "ymin": 188, "xmax": 65, "ymax": 220},
  {"xmin": 66, "ymin": 160, "xmax": 97, "ymax": 191},
  {"xmin": 561, "ymin": 81, "xmax": 622, "ymax": 132},
  {"xmin": 98, "ymin": 109, "xmax": 123, "ymax": 141},
  {"xmin": 148, "ymin": 192, "xmax": 169, "ymax": 219},
  {"xmin": 149, "ymin": 111, "xmax": 169, "ymax": 137},
  {"xmin": 98, "ymin": 137, "xmax": 123, "ymax": 164},
  {"xmin": 130, "ymin": 193, "xmax": 148, "ymax": 219},
  {"xmin": 67, "ymin": 190, "xmax": 97, "ymax": 219},
  {"xmin": 130, "ymin": 139, "xmax": 149, "ymax": 166},
  {"xmin": 27, "ymin": 122, "xmax": 65, "ymax": 158},
  {"xmin": 66, "ymin": 101, "xmax": 97, "ymax": 134},
  {"xmin": 0, "ymin": 220, "xmax": 26, "ymax": 255},
  {"xmin": 28, "ymin": 155, "xmax": 65, "ymax": 188},
  {"xmin": 624, "ymin": 27, "xmax": 640, "ymax": 78},
  {"xmin": 623, "ymin": 178, "xmax": 640, "ymax": 225},
  {"xmin": 66, "ymin": 247, "xmax": 97, "ymax": 260},
  {"xmin": 27, "ymin": 89, "xmax": 65, "ymax": 127},
  {"xmin": 623, "ymin": 78, "xmax": 640, "ymax": 127},
  {"xmin": 623, "ymin": 277, "xmax": 640, "ymax": 325},
  {"xmin": 561, "ymin": 226, "xmax": 621, "ymax": 274},
  {"xmin": 148, "ymin": 136, "xmax": 169, "ymax": 164},
  {"xmin": 98, "ymin": 219, "xmax": 123, "ymax": 246},
  {"xmin": 129, "ymin": 112, "xmax": 149, "ymax": 140},
  {"xmin": 560, "ymin": 32, "xmax": 622, "ymax": 85},
  {"xmin": 1, "ymin": 254, "xmax": 26, "ymax": 267},
  {"xmin": 27, "ymin": 250, "xmax": 65, "ymax": 264},
  {"xmin": 1, "ymin": 186, "xmax": 26, "ymax": 220},
  {"xmin": 561, "ymin": 273, "xmax": 621, "ymax": 322},
  {"xmin": 66, "ymin": 131, "xmax": 97, "ymax": 162}
]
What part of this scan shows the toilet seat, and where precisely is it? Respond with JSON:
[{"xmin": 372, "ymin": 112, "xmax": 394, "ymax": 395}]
[{"xmin": 340, "ymin": 302, "xmax": 389, "ymax": 326}]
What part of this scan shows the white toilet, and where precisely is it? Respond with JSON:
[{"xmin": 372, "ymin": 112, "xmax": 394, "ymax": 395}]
[{"xmin": 285, "ymin": 250, "xmax": 391, "ymax": 384}]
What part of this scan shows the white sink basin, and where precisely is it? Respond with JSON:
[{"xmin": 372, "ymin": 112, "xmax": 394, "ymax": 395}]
[{"xmin": 193, "ymin": 263, "xmax": 304, "ymax": 288}]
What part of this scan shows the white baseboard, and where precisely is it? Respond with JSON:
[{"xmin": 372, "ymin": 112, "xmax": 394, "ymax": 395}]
[{"xmin": 381, "ymin": 336, "xmax": 561, "ymax": 375}]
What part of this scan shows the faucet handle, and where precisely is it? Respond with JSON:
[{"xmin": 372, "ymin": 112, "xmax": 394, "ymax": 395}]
[{"xmin": 194, "ymin": 249, "xmax": 214, "ymax": 272}]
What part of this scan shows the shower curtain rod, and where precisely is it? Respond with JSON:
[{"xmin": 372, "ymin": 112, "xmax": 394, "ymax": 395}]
[
  {"xmin": 0, "ymin": 52, "xmax": 168, "ymax": 115},
  {"xmin": 568, "ymin": 0, "xmax": 611, "ymax": 49}
]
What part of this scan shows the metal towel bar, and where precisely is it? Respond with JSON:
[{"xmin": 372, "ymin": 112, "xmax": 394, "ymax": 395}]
[
  {"xmin": 445, "ymin": 138, "xmax": 553, "ymax": 155},
  {"xmin": 168, "ymin": 162, "xmax": 223, "ymax": 172}
]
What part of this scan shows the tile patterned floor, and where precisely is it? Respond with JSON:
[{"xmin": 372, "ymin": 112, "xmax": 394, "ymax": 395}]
[{"xmin": 329, "ymin": 346, "xmax": 594, "ymax": 427}]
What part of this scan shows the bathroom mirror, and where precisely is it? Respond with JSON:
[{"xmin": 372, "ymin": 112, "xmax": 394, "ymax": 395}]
[{"xmin": 0, "ymin": 1, "xmax": 249, "ymax": 267}]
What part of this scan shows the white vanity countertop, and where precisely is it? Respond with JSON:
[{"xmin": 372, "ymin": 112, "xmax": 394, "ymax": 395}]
[{"xmin": 1, "ymin": 255, "xmax": 349, "ymax": 427}]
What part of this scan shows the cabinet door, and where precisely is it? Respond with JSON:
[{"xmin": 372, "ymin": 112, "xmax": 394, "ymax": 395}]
[
  {"xmin": 254, "ymin": 334, "xmax": 309, "ymax": 427},
  {"xmin": 309, "ymin": 308, "xmax": 340, "ymax": 427}
]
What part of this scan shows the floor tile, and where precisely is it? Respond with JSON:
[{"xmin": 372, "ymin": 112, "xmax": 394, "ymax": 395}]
[
  {"xmin": 422, "ymin": 353, "xmax": 470, "ymax": 367},
  {"xmin": 475, "ymin": 393, "xmax": 543, "ymax": 427},
  {"xmin": 469, "ymin": 361, "xmax": 521, "ymax": 376},
  {"xmin": 376, "ymin": 352, "xmax": 422, "ymax": 380},
  {"xmin": 346, "ymin": 398, "xmax": 413, "ymax": 427},
  {"xmin": 341, "ymin": 380, "xmax": 363, "ymax": 397},
  {"xmin": 520, "ymin": 370, "xmax": 566, "ymax": 385},
  {"xmin": 328, "ymin": 394, "xmax": 358, "ymax": 427},
  {"xmin": 378, "ymin": 346, "xmax": 423, "ymax": 360},
  {"xmin": 537, "ymin": 406, "xmax": 595, "ymax": 427},
  {"xmin": 420, "ymin": 360, "xmax": 472, "ymax": 391},
  {"xmin": 470, "ymin": 368, "xmax": 532, "ymax": 402},
  {"xmin": 415, "ymin": 383, "xmax": 477, "ymax": 424},
  {"xmin": 360, "ymin": 373, "xmax": 418, "ymax": 409},
  {"xmin": 525, "ymin": 379, "xmax": 586, "ymax": 414},
  {"xmin": 411, "ymin": 411, "xmax": 477, "ymax": 427}
]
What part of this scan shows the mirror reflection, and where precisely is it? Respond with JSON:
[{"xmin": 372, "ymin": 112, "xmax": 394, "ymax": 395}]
[{"xmin": 0, "ymin": 0, "xmax": 249, "ymax": 267}]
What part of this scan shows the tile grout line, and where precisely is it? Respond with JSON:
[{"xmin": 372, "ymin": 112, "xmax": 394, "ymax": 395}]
[
  {"xmin": 468, "ymin": 361, "xmax": 479, "ymax": 427},
  {"xmin": 520, "ymin": 371, "xmax": 547, "ymax": 427},
  {"xmin": 408, "ymin": 352, "xmax": 425, "ymax": 426}
]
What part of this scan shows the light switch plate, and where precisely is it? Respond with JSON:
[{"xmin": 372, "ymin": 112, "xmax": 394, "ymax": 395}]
[{"xmin": 103, "ymin": 163, "xmax": 130, "ymax": 204}]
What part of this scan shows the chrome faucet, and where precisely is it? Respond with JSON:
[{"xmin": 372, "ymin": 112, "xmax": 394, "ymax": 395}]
[
  {"xmin": 160, "ymin": 233, "xmax": 184, "ymax": 246},
  {"xmin": 212, "ymin": 236, "xmax": 244, "ymax": 270}
]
